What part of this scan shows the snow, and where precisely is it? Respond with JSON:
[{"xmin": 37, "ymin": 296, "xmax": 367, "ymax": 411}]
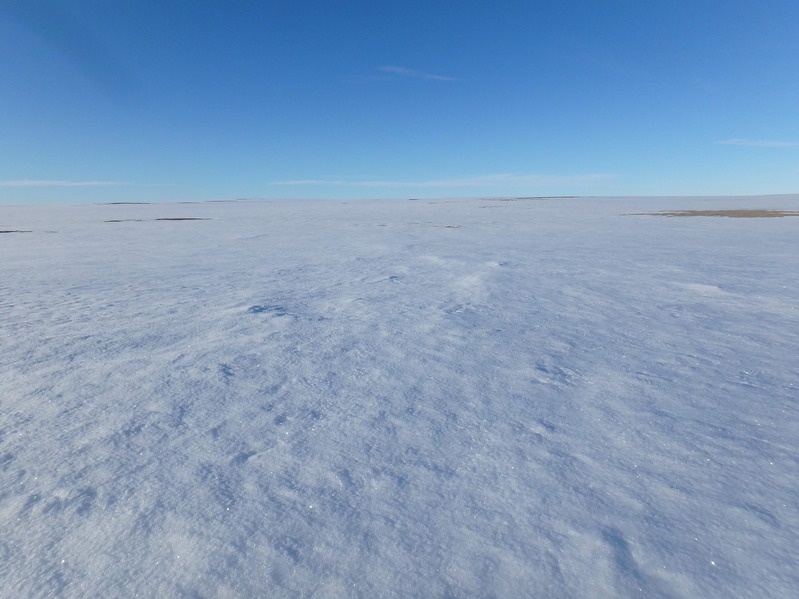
[{"xmin": 2, "ymin": 196, "xmax": 798, "ymax": 598}]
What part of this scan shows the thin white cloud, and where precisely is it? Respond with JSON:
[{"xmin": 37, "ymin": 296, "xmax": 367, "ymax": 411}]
[
  {"xmin": 379, "ymin": 66, "xmax": 455, "ymax": 82},
  {"xmin": 716, "ymin": 138, "xmax": 798, "ymax": 148},
  {"xmin": 273, "ymin": 173, "xmax": 615, "ymax": 188},
  {"xmin": 0, "ymin": 180, "xmax": 127, "ymax": 187}
]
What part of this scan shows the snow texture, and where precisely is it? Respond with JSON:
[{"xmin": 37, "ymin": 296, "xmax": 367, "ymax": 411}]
[{"xmin": 2, "ymin": 196, "xmax": 798, "ymax": 598}]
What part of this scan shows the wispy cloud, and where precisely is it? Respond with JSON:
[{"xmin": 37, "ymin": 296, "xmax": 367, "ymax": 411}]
[
  {"xmin": 379, "ymin": 66, "xmax": 456, "ymax": 82},
  {"xmin": 273, "ymin": 173, "xmax": 615, "ymax": 188},
  {"xmin": 716, "ymin": 138, "xmax": 798, "ymax": 148},
  {"xmin": 0, "ymin": 180, "xmax": 127, "ymax": 187}
]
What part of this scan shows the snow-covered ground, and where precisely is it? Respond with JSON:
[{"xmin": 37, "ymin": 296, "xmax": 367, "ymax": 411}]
[{"xmin": 2, "ymin": 196, "xmax": 798, "ymax": 598}]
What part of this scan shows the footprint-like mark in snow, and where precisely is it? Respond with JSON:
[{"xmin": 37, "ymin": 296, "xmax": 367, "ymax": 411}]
[
  {"xmin": 278, "ymin": 537, "xmax": 302, "ymax": 564},
  {"xmin": 443, "ymin": 302, "xmax": 475, "ymax": 314},
  {"xmin": 601, "ymin": 527, "xmax": 672, "ymax": 597},
  {"xmin": 248, "ymin": 305, "xmax": 287, "ymax": 316},
  {"xmin": 21, "ymin": 493, "xmax": 42, "ymax": 514},
  {"xmin": 73, "ymin": 487, "xmax": 97, "ymax": 516},
  {"xmin": 0, "ymin": 452, "xmax": 13, "ymax": 471},
  {"xmin": 231, "ymin": 450, "xmax": 257, "ymax": 465},
  {"xmin": 40, "ymin": 487, "xmax": 97, "ymax": 517},
  {"xmin": 198, "ymin": 463, "xmax": 237, "ymax": 511}
]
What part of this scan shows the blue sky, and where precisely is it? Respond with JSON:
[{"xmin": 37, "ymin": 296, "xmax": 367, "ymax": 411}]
[{"xmin": 1, "ymin": 0, "xmax": 797, "ymax": 204}]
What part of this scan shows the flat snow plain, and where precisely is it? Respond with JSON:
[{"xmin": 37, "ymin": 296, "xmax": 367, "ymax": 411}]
[{"xmin": 2, "ymin": 196, "xmax": 798, "ymax": 598}]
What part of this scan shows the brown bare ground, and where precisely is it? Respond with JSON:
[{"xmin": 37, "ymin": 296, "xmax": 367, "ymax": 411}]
[{"xmin": 633, "ymin": 209, "xmax": 799, "ymax": 218}]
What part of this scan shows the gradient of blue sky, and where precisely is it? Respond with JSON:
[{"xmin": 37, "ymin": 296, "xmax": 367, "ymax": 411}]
[{"xmin": 1, "ymin": 0, "xmax": 797, "ymax": 204}]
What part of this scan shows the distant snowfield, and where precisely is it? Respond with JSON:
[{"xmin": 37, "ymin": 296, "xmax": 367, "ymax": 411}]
[{"xmin": 2, "ymin": 196, "xmax": 798, "ymax": 598}]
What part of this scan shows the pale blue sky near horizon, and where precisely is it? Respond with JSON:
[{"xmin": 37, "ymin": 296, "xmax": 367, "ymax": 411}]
[{"xmin": 1, "ymin": 0, "xmax": 797, "ymax": 205}]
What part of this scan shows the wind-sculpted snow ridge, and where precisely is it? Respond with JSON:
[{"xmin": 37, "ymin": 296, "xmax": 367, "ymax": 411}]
[
  {"xmin": 633, "ymin": 209, "xmax": 799, "ymax": 218},
  {"xmin": 1, "ymin": 196, "xmax": 798, "ymax": 597}
]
